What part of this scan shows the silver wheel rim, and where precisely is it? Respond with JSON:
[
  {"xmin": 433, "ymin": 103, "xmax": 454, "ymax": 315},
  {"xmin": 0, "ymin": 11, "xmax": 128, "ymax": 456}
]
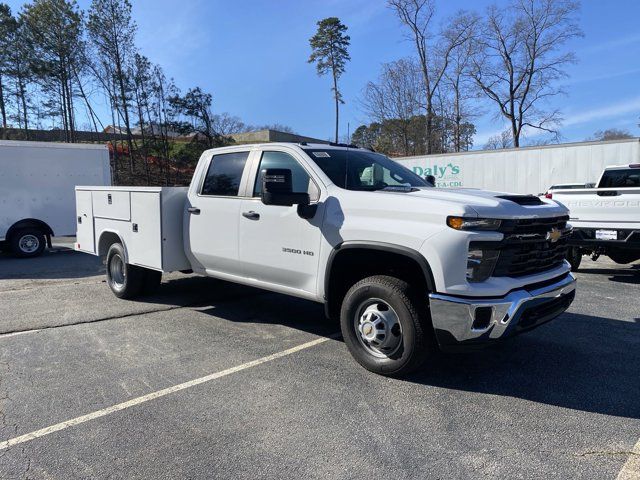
[
  {"xmin": 354, "ymin": 298, "xmax": 403, "ymax": 358},
  {"xmin": 19, "ymin": 234, "xmax": 40, "ymax": 254},
  {"xmin": 109, "ymin": 254, "xmax": 125, "ymax": 289}
]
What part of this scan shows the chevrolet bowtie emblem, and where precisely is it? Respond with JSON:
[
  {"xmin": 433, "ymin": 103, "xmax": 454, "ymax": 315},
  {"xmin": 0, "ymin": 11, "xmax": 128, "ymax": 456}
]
[{"xmin": 546, "ymin": 228, "xmax": 562, "ymax": 243}]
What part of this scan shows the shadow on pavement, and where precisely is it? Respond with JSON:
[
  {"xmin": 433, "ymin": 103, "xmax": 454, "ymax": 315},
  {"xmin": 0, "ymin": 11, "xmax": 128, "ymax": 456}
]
[
  {"xmin": 191, "ymin": 291, "xmax": 640, "ymax": 420},
  {"xmin": 406, "ymin": 312, "xmax": 640, "ymax": 419},
  {"xmin": 137, "ymin": 275, "xmax": 268, "ymax": 308},
  {"xmin": 577, "ymin": 264, "xmax": 640, "ymax": 285},
  {"xmin": 0, "ymin": 250, "xmax": 105, "ymax": 280},
  {"xmin": 197, "ymin": 293, "xmax": 339, "ymax": 339}
]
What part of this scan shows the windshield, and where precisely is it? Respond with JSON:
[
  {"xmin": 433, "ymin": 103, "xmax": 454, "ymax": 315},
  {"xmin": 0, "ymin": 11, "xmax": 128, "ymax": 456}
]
[{"xmin": 302, "ymin": 148, "xmax": 430, "ymax": 191}]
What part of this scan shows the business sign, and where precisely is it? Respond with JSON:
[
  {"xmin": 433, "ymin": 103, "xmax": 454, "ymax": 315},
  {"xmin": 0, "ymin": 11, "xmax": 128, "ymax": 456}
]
[{"xmin": 410, "ymin": 162, "xmax": 463, "ymax": 188}]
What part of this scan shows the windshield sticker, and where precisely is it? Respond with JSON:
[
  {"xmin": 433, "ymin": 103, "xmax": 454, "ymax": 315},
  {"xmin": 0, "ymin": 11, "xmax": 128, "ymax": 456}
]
[{"xmin": 312, "ymin": 152, "xmax": 330, "ymax": 158}]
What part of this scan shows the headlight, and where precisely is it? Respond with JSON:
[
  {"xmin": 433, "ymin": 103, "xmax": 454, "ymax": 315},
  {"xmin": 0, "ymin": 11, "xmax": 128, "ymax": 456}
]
[
  {"xmin": 447, "ymin": 216, "xmax": 502, "ymax": 231},
  {"xmin": 467, "ymin": 248, "xmax": 500, "ymax": 282}
]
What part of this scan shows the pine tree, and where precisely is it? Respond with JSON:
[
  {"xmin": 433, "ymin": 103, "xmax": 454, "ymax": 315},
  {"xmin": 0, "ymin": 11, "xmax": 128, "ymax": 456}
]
[
  {"xmin": 308, "ymin": 17, "xmax": 350, "ymax": 143},
  {"xmin": 22, "ymin": 0, "xmax": 84, "ymax": 142}
]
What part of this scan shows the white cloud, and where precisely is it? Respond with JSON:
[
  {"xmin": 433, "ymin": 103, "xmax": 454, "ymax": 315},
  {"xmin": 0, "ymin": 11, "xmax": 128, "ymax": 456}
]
[
  {"xmin": 580, "ymin": 33, "xmax": 640, "ymax": 55},
  {"xmin": 563, "ymin": 96, "xmax": 640, "ymax": 127},
  {"xmin": 566, "ymin": 67, "xmax": 640, "ymax": 85},
  {"xmin": 474, "ymin": 95, "xmax": 640, "ymax": 147}
]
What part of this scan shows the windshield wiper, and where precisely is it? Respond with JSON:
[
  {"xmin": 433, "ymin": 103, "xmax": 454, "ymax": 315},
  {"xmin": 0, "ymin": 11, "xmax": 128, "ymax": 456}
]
[{"xmin": 379, "ymin": 185, "xmax": 416, "ymax": 193}]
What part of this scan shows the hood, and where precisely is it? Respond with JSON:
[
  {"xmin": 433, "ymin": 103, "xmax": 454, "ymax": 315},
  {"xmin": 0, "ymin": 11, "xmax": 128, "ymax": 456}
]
[{"xmin": 394, "ymin": 187, "xmax": 569, "ymax": 219}]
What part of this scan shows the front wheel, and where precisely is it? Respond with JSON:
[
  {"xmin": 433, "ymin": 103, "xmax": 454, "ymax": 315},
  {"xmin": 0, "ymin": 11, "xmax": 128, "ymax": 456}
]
[
  {"xmin": 567, "ymin": 247, "xmax": 582, "ymax": 272},
  {"xmin": 340, "ymin": 275, "xmax": 433, "ymax": 376},
  {"xmin": 106, "ymin": 243, "xmax": 146, "ymax": 299}
]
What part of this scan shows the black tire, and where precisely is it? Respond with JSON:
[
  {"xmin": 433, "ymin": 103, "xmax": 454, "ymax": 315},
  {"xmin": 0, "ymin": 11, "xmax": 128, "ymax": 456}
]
[
  {"xmin": 106, "ymin": 243, "xmax": 145, "ymax": 299},
  {"xmin": 141, "ymin": 269, "xmax": 162, "ymax": 295},
  {"xmin": 607, "ymin": 249, "xmax": 640, "ymax": 265},
  {"xmin": 10, "ymin": 228, "xmax": 46, "ymax": 258},
  {"xmin": 340, "ymin": 275, "xmax": 433, "ymax": 376},
  {"xmin": 567, "ymin": 247, "xmax": 582, "ymax": 272}
]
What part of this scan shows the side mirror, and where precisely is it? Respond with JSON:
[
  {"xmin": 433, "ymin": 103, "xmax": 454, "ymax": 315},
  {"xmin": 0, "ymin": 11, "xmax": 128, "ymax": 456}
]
[
  {"xmin": 425, "ymin": 174, "xmax": 436, "ymax": 186},
  {"xmin": 261, "ymin": 168, "xmax": 310, "ymax": 207}
]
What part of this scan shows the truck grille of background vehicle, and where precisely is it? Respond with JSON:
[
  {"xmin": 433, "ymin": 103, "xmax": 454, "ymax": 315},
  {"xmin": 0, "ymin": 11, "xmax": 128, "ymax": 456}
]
[{"xmin": 492, "ymin": 216, "xmax": 570, "ymax": 278}]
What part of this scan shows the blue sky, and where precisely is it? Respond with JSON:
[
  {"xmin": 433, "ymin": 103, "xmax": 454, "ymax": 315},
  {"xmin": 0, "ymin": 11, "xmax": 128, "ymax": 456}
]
[{"xmin": 6, "ymin": 0, "xmax": 640, "ymax": 147}]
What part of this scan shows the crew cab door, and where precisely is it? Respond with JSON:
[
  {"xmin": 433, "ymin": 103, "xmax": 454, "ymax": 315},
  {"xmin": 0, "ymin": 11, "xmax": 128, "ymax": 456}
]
[
  {"xmin": 186, "ymin": 150, "xmax": 253, "ymax": 276},
  {"xmin": 239, "ymin": 149, "xmax": 324, "ymax": 294}
]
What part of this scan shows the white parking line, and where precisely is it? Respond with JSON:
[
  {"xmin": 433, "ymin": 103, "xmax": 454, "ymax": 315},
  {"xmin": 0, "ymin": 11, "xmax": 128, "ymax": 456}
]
[
  {"xmin": 0, "ymin": 334, "xmax": 337, "ymax": 451},
  {"xmin": 617, "ymin": 437, "xmax": 640, "ymax": 480},
  {"xmin": 0, "ymin": 329, "xmax": 41, "ymax": 339}
]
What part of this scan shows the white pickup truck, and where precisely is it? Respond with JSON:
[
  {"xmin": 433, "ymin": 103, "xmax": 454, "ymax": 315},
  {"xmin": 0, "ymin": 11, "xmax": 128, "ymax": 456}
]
[
  {"xmin": 75, "ymin": 143, "xmax": 576, "ymax": 376},
  {"xmin": 551, "ymin": 164, "xmax": 640, "ymax": 271}
]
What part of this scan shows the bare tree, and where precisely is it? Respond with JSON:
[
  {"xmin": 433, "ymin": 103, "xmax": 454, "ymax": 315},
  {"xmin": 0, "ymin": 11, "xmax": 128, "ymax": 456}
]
[
  {"xmin": 88, "ymin": 0, "xmax": 137, "ymax": 171},
  {"xmin": 471, "ymin": 0, "xmax": 582, "ymax": 147},
  {"xmin": 388, "ymin": 0, "xmax": 476, "ymax": 154},
  {"xmin": 442, "ymin": 15, "xmax": 481, "ymax": 152},
  {"xmin": 484, "ymin": 129, "xmax": 513, "ymax": 150},
  {"xmin": 211, "ymin": 112, "xmax": 245, "ymax": 137},
  {"xmin": 588, "ymin": 128, "xmax": 634, "ymax": 141},
  {"xmin": 360, "ymin": 58, "xmax": 424, "ymax": 155}
]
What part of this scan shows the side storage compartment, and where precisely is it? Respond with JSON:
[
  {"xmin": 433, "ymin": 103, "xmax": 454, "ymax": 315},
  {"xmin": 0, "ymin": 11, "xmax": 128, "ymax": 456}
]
[
  {"xmin": 92, "ymin": 190, "xmax": 131, "ymax": 221},
  {"xmin": 75, "ymin": 189, "xmax": 95, "ymax": 253},
  {"xmin": 129, "ymin": 191, "xmax": 163, "ymax": 270}
]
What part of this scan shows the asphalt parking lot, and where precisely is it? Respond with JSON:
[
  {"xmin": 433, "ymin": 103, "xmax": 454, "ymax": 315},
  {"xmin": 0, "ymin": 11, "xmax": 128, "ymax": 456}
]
[{"xmin": 0, "ymin": 243, "xmax": 639, "ymax": 479}]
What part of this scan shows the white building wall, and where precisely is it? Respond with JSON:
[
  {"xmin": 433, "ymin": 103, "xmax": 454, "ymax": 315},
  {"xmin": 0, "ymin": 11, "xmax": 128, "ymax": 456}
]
[{"xmin": 394, "ymin": 138, "xmax": 640, "ymax": 194}]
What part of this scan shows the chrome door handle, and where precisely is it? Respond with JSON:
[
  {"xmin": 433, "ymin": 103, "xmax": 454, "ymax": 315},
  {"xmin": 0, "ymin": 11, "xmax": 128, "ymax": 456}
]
[
  {"xmin": 188, "ymin": 207, "xmax": 201, "ymax": 214},
  {"xmin": 242, "ymin": 211, "xmax": 260, "ymax": 220}
]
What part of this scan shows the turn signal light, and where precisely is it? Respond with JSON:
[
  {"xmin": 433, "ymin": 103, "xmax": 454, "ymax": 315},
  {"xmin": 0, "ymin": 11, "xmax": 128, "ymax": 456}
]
[{"xmin": 447, "ymin": 217, "xmax": 502, "ymax": 231}]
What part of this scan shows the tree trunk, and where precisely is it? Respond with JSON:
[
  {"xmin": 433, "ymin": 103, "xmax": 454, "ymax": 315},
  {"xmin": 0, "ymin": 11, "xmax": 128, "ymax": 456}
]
[
  {"xmin": 65, "ymin": 76, "xmax": 76, "ymax": 142},
  {"xmin": 109, "ymin": 101, "xmax": 119, "ymax": 184},
  {"xmin": 18, "ymin": 77, "xmax": 29, "ymax": 138},
  {"xmin": 75, "ymin": 70, "xmax": 101, "ymax": 134},
  {"xmin": 333, "ymin": 72, "xmax": 339, "ymax": 143},
  {"xmin": 426, "ymin": 97, "xmax": 433, "ymax": 155},
  {"xmin": 511, "ymin": 118, "xmax": 519, "ymax": 148},
  {"xmin": 0, "ymin": 73, "xmax": 7, "ymax": 131},
  {"xmin": 114, "ymin": 50, "xmax": 134, "ymax": 173},
  {"xmin": 134, "ymin": 86, "xmax": 150, "ymax": 185},
  {"xmin": 453, "ymin": 78, "xmax": 461, "ymax": 152}
]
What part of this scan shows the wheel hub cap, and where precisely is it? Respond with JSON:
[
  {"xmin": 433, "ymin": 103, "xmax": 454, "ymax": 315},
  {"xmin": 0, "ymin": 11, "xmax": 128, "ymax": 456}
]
[
  {"xmin": 355, "ymin": 301, "xmax": 403, "ymax": 358},
  {"xmin": 109, "ymin": 254, "xmax": 126, "ymax": 288},
  {"xmin": 19, "ymin": 235, "xmax": 39, "ymax": 253}
]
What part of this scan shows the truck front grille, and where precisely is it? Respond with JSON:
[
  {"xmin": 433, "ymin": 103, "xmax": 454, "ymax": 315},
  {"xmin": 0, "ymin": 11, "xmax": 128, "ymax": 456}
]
[{"xmin": 491, "ymin": 216, "xmax": 570, "ymax": 278}]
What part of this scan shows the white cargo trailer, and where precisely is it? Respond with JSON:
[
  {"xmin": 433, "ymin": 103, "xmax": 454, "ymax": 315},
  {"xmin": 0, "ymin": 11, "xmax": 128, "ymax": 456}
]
[
  {"xmin": 0, "ymin": 140, "xmax": 111, "ymax": 257},
  {"xmin": 394, "ymin": 138, "xmax": 640, "ymax": 195}
]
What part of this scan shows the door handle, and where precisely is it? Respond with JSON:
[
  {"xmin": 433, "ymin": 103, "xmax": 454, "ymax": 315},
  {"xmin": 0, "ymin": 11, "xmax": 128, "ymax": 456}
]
[
  {"xmin": 188, "ymin": 207, "xmax": 201, "ymax": 214},
  {"xmin": 242, "ymin": 211, "xmax": 260, "ymax": 220}
]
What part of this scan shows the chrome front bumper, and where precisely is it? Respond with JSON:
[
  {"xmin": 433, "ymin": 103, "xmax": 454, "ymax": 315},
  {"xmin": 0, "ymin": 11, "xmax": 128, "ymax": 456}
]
[{"xmin": 428, "ymin": 273, "xmax": 576, "ymax": 349}]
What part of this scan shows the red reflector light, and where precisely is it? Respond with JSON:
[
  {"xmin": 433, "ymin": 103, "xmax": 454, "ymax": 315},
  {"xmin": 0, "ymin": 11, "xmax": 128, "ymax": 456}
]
[{"xmin": 545, "ymin": 193, "xmax": 553, "ymax": 199}]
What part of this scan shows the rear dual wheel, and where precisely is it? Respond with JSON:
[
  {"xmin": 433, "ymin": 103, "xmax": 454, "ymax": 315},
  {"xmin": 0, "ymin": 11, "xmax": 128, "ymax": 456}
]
[
  {"xmin": 106, "ymin": 243, "xmax": 162, "ymax": 299},
  {"xmin": 340, "ymin": 275, "xmax": 434, "ymax": 377}
]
